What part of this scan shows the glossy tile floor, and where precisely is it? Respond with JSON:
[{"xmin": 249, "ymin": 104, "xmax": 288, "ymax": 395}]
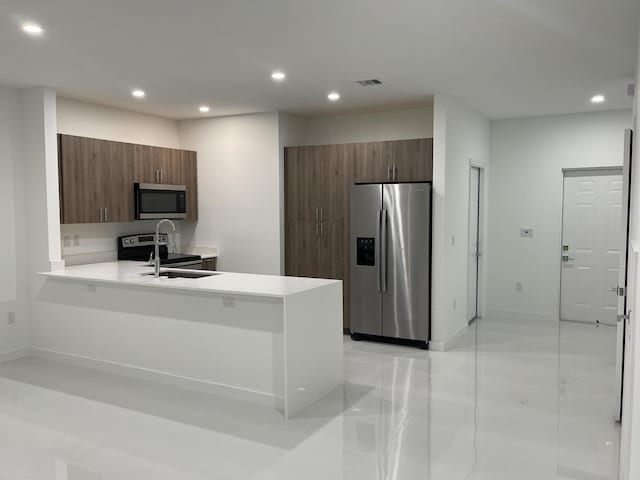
[{"xmin": 0, "ymin": 317, "xmax": 620, "ymax": 480}]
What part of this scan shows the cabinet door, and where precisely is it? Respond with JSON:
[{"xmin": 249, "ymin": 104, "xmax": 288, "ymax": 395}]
[
  {"xmin": 133, "ymin": 144, "xmax": 160, "ymax": 184},
  {"xmin": 182, "ymin": 150, "xmax": 198, "ymax": 220},
  {"xmin": 285, "ymin": 221, "xmax": 320, "ymax": 277},
  {"xmin": 157, "ymin": 147, "xmax": 184, "ymax": 185},
  {"xmin": 314, "ymin": 144, "xmax": 350, "ymax": 222},
  {"xmin": 59, "ymin": 135, "xmax": 105, "ymax": 224},
  {"xmin": 102, "ymin": 141, "xmax": 134, "ymax": 222},
  {"xmin": 392, "ymin": 138, "xmax": 433, "ymax": 182},
  {"xmin": 285, "ymin": 146, "xmax": 319, "ymax": 222},
  {"xmin": 354, "ymin": 141, "xmax": 391, "ymax": 183}
]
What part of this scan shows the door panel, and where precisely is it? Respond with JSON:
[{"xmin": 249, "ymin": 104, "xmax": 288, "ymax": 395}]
[
  {"xmin": 59, "ymin": 135, "xmax": 103, "ymax": 224},
  {"xmin": 354, "ymin": 142, "xmax": 391, "ymax": 183},
  {"xmin": 561, "ymin": 170, "xmax": 623, "ymax": 325},
  {"xmin": 102, "ymin": 140, "xmax": 134, "ymax": 222},
  {"xmin": 182, "ymin": 150, "xmax": 198, "ymax": 220},
  {"xmin": 616, "ymin": 129, "xmax": 633, "ymax": 421},
  {"xmin": 467, "ymin": 167, "xmax": 480, "ymax": 321},
  {"xmin": 350, "ymin": 184, "xmax": 382, "ymax": 335},
  {"xmin": 382, "ymin": 184, "xmax": 431, "ymax": 341},
  {"xmin": 391, "ymin": 139, "xmax": 433, "ymax": 182}
]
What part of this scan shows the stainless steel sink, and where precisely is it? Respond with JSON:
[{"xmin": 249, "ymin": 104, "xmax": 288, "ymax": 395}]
[{"xmin": 143, "ymin": 271, "xmax": 221, "ymax": 279}]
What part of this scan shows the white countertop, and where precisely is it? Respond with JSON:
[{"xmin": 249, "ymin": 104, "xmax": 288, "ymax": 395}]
[{"xmin": 39, "ymin": 261, "xmax": 340, "ymax": 298}]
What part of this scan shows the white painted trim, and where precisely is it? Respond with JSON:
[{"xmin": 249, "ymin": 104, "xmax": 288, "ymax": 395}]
[
  {"xmin": 0, "ymin": 348, "xmax": 30, "ymax": 363},
  {"xmin": 428, "ymin": 322, "xmax": 469, "ymax": 351},
  {"xmin": 487, "ymin": 309, "xmax": 558, "ymax": 323},
  {"xmin": 30, "ymin": 347, "xmax": 283, "ymax": 409}
]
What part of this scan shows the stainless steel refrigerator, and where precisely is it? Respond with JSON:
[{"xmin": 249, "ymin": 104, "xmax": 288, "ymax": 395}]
[{"xmin": 350, "ymin": 183, "xmax": 431, "ymax": 348}]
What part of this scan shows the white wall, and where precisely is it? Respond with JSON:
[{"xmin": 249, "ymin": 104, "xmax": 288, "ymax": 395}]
[
  {"xmin": 57, "ymin": 97, "xmax": 180, "ymax": 147},
  {"xmin": 178, "ymin": 112, "xmax": 282, "ymax": 275},
  {"xmin": 431, "ymin": 95, "xmax": 491, "ymax": 350},
  {"xmin": 487, "ymin": 110, "xmax": 631, "ymax": 322},
  {"xmin": 56, "ymin": 97, "xmax": 183, "ymax": 265},
  {"xmin": 0, "ymin": 87, "xmax": 62, "ymax": 361},
  {"xmin": 0, "ymin": 87, "xmax": 28, "ymax": 360},
  {"xmin": 299, "ymin": 106, "xmax": 433, "ymax": 146}
]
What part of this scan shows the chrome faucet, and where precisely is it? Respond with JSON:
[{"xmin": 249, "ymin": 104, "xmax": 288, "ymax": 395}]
[{"xmin": 154, "ymin": 219, "xmax": 176, "ymax": 277}]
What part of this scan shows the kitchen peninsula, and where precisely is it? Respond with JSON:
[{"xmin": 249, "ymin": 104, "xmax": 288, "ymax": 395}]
[{"xmin": 35, "ymin": 262, "xmax": 343, "ymax": 419}]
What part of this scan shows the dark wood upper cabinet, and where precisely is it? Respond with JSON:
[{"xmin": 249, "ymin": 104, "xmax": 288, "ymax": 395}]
[
  {"xmin": 353, "ymin": 138, "xmax": 433, "ymax": 183},
  {"xmin": 181, "ymin": 150, "xmax": 198, "ymax": 221},
  {"xmin": 354, "ymin": 141, "xmax": 391, "ymax": 183},
  {"xmin": 59, "ymin": 135, "xmax": 134, "ymax": 224},
  {"xmin": 392, "ymin": 138, "xmax": 433, "ymax": 182},
  {"xmin": 58, "ymin": 134, "xmax": 198, "ymax": 224}
]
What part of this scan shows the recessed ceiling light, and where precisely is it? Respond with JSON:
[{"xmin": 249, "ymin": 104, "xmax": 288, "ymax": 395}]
[
  {"xmin": 271, "ymin": 71, "xmax": 286, "ymax": 81},
  {"xmin": 199, "ymin": 106, "xmax": 210, "ymax": 113},
  {"xmin": 591, "ymin": 94, "xmax": 605, "ymax": 104},
  {"xmin": 131, "ymin": 89, "xmax": 145, "ymax": 98},
  {"xmin": 327, "ymin": 91, "xmax": 340, "ymax": 102},
  {"xmin": 22, "ymin": 23, "xmax": 43, "ymax": 35}
]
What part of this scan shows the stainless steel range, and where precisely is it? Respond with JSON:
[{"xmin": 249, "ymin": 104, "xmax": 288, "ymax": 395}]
[{"xmin": 117, "ymin": 233, "xmax": 202, "ymax": 268}]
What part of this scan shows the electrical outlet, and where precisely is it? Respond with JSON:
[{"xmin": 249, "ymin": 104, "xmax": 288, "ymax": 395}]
[
  {"xmin": 7, "ymin": 312, "xmax": 15, "ymax": 325},
  {"xmin": 520, "ymin": 228, "xmax": 533, "ymax": 238},
  {"xmin": 516, "ymin": 282, "xmax": 523, "ymax": 292},
  {"xmin": 87, "ymin": 284, "xmax": 97, "ymax": 293},
  {"xmin": 223, "ymin": 297, "xmax": 236, "ymax": 308}
]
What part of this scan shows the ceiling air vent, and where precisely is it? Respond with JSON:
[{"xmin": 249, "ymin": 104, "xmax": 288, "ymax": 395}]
[{"xmin": 356, "ymin": 79, "xmax": 383, "ymax": 87}]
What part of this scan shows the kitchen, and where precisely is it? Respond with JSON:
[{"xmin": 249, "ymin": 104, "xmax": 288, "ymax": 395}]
[{"xmin": 0, "ymin": 1, "xmax": 639, "ymax": 479}]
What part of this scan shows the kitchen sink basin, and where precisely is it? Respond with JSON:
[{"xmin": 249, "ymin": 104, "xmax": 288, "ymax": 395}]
[{"xmin": 143, "ymin": 271, "xmax": 221, "ymax": 279}]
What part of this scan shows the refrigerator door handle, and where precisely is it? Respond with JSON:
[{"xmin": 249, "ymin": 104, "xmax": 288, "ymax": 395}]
[
  {"xmin": 381, "ymin": 209, "xmax": 388, "ymax": 292},
  {"xmin": 376, "ymin": 209, "xmax": 382, "ymax": 291}
]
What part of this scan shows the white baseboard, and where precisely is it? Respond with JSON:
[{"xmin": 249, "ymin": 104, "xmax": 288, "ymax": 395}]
[
  {"xmin": 486, "ymin": 309, "xmax": 558, "ymax": 323},
  {"xmin": 0, "ymin": 347, "xmax": 30, "ymax": 363},
  {"xmin": 429, "ymin": 323, "xmax": 469, "ymax": 351},
  {"xmin": 30, "ymin": 347, "xmax": 283, "ymax": 409}
]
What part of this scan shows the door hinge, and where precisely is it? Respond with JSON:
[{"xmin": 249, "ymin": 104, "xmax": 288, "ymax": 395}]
[{"xmin": 618, "ymin": 287, "xmax": 626, "ymax": 297}]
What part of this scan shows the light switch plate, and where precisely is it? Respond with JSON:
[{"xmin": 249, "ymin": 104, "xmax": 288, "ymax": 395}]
[{"xmin": 520, "ymin": 228, "xmax": 533, "ymax": 238}]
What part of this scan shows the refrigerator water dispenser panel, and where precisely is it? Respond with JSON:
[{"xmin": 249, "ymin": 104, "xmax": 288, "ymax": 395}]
[{"xmin": 356, "ymin": 238, "xmax": 376, "ymax": 266}]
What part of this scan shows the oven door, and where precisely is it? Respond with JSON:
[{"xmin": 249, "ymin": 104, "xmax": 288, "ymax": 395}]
[{"xmin": 135, "ymin": 183, "xmax": 187, "ymax": 220}]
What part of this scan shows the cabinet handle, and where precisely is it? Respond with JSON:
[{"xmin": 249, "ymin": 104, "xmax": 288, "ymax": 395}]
[
  {"xmin": 315, "ymin": 207, "xmax": 319, "ymax": 221},
  {"xmin": 161, "ymin": 170, "xmax": 164, "ymax": 183},
  {"xmin": 394, "ymin": 166, "xmax": 398, "ymax": 181},
  {"xmin": 320, "ymin": 222, "xmax": 323, "ymax": 237},
  {"xmin": 320, "ymin": 207, "xmax": 323, "ymax": 222},
  {"xmin": 104, "ymin": 207, "xmax": 108, "ymax": 222},
  {"xmin": 387, "ymin": 166, "xmax": 391, "ymax": 181},
  {"xmin": 315, "ymin": 223, "xmax": 319, "ymax": 237},
  {"xmin": 99, "ymin": 208, "xmax": 103, "ymax": 223},
  {"xmin": 155, "ymin": 170, "xmax": 159, "ymax": 183}
]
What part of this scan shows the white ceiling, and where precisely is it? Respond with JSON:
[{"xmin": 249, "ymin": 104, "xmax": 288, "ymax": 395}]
[{"xmin": 0, "ymin": 0, "xmax": 638, "ymax": 119}]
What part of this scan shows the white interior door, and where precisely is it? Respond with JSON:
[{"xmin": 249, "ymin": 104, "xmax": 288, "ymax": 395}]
[
  {"xmin": 616, "ymin": 129, "xmax": 633, "ymax": 422},
  {"xmin": 560, "ymin": 169, "xmax": 623, "ymax": 326},
  {"xmin": 467, "ymin": 167, "xmax": 480, "ymax": 322}
]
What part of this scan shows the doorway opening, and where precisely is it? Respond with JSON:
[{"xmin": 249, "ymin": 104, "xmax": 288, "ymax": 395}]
[{"xmin": 467, "ymin": 166, "xmax": 482, "ymax": 323}]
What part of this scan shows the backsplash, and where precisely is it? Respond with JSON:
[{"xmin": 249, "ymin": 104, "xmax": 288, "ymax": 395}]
[{"xmin": 61, "ymin": 221, "xmax": 186, "ymax": 266}]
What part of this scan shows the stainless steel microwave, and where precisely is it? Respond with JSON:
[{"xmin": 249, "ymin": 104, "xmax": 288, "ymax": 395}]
[{"xmin": 134, "ymin": 183, "xmax": 187, "ymax": 220}]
